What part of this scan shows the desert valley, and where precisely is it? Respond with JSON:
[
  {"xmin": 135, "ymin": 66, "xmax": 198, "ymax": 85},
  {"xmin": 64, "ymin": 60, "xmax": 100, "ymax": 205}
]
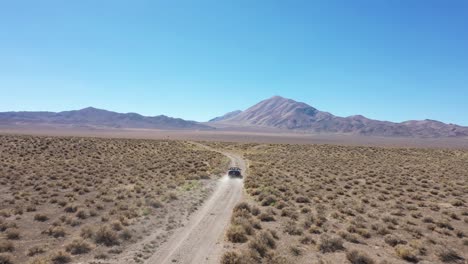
[{"xmin": 0, "ymin": 96, "xmax": 467, "ymax": 264}]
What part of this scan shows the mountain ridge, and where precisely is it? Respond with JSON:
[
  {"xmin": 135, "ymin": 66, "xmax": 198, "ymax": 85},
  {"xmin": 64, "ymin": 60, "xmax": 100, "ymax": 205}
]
[
  {"xmin": 0, "ymin": 107, "xmax": 212, "ymax": 130},
  {"xmin": 2, "ymin": 96, "xmax": 467, "ymax": 137},
  {"xmin": 210, "ymin": 96, "xmax": 468, "ymax": 137}
]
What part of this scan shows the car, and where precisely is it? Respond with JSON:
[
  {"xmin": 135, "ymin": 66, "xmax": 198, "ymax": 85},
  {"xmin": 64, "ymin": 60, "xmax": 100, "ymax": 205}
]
[{"xmin": 228, "ymin": 167, "xmax": 242, "ymax": 178}]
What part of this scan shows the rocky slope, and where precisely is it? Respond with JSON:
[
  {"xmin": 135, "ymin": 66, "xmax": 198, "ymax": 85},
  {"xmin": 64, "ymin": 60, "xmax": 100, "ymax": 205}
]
[{"xmin": 211, "ymin": 96, "xmax": 468, "ymax": 137}]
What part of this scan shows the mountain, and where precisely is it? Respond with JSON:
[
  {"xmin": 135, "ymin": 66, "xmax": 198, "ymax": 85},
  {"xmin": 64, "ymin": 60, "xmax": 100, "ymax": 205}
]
[
  {"xmin": 211, "ymin": 96, "xmax": 468, "ymax": 137},
  {"xmin": 209, "ymin": 110, "xmax": 242, "ymax": 122},
  {"xmin": 0, "ymin": 107, "xmax": 213, "ymax": 130}
]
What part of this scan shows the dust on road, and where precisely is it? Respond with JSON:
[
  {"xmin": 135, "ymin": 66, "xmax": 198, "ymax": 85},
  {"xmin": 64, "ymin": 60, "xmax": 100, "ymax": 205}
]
[{"xmin": 145, "ymin": 150, "xmax": 246, "ymax": 264}]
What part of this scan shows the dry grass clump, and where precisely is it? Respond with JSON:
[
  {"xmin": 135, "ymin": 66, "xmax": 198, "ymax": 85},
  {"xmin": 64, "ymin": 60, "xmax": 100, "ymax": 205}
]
[
  {"xmin": 395, "ymin": 245, "xmax": 418, "ymax": 262},
  {"xmin": 346, "ymin": 250, "xmax": 375, "ymax": 264},
  {"xmin": 226, "ymin": 225, "xmax": 248, "ymax": 243},
  {"xmin": 437, "ymin": 248, "xmax": 465, "ymax": 263},
  {"xmin": 65, "ymin": 239, "xmax": 92, "ymax": 255},
  {"xmin": 0, "ymin": 241, "xmax": 14, "ymax": 253},
  {"xmin": 318, "ymin": 235, "xmax": 344, "ymax": 253},
  {"xmin": 94, "ymin": 226, "xmax": 119, "ymax": 247},
  {"xmin": 0, "ymin": 254, "xmax": 14, "ymax": 264},
  {"xmin": 223, "ymin": 201, "xmax": 284, "ymax": 263},
  {"xmin": 220, "ymin": 250, "xmax": 253, "ymax": 264},
  {"xmin": 5, "ymin": 230, "xmax": 20, "ymax": 240},
  {"xmin": 212, "ymin": 142, "xmax": 468, "ymax": 263},
  {"xmin": 34, "ymin": 214, "xmax": 49, "ymax": 222},
  {"xmin": 0, "ymin": 135, "xmax": 228, "ymax": 263},
  {"xmin": 50, "ymin": 250, "xmax": 72, "ymax": 264},
  {"xmin": 226, "ymin": 202, "xmax": 261, "ymax": 243},
  {"xmin": 27, "ymin": 246, "xmax": 46, "ymax": 257}
]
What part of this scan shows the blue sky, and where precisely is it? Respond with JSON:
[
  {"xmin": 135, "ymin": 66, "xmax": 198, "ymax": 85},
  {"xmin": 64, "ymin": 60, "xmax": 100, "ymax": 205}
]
[{"xmin": 1, "ymin": 0, "xmax": 467, "ymax": 124}]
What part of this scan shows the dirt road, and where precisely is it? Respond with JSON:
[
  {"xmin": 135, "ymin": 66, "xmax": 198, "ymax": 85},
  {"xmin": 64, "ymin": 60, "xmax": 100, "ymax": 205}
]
[{"xmin": 145, "ymin": 150, "xmax": 245, "ymax": 264}]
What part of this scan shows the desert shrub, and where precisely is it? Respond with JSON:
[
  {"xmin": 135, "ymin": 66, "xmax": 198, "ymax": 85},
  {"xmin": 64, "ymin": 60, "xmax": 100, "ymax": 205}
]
[
  {"xmin": 226, "ymin": 225, "xmax": 248, "ymax": 243},
  {"xmin": 80, "ymin": 226, "xmax": 94, "ymax": 239},
  {"xmin": 75, "ymin": 210, "xmax": 88, "ymax": 219},
  {"xmin": 299, "ymin": 235, "xmax": 315, "ymax": 245},
  {"xmin": 0, "ymin": 241, "xmax": 14, "ymax": 253},
  {"xmin": 395, "ymin": 245, "xmax": 418, "ymax": 263},
  {"xmin": 251, "ymin": 220, "xmax": 262, "ymax": 230},
  {"xmin": 45, "ymin": 226, "xmax": 66, "ymax": 238},
  {"xmin": 258, "ymin": 231, "xmax": 276, "ymax": 249},
  {"xmin": 261, "ymin": 196, "xmax": 277, "ymax": 206},
  {"xmin": 295, "ymin": 196, "xmax": 310, "ymax": 203},
  {"xmin": 111, "ymin": 220, "xmax": 123, "ymax": 231},
  {"xmin": 50, "ymin": 251, "xmax": 72, "ymax": 264},
  {"xmin": 64, "ymin": 205, "xmax": 78, "ymax": 213},
  {"xmin": 248, "ymin": 236, "xmax": 268, "ymax": 258},
  {"xmin": 436, "ymin": 220, "xmax": 454, "ymax": 230},
  {"xmin": 0, "ymin": 254, "xmax": 13, "ymax": 264},
  {"xmin": 165, "ymin": 192, "xmax": 178, "ymax": 201},
  {"xmin": 251, "ymin": 206, "xmax": 261, "ymax": 216},
  {"xmin": 384, "ymin": 234, "xmax": 406, "ymax": 247},
  {"xmin": 290, "ymin": 245, "xmax": 302, "ymax": 256},
  {"xmin": 34, "ymin": 214, "xmax": 49, "ymax": 222},
  {"xmin": 346, "ymin": 250, "xmax": 375, "ymax": 264},
  {"xmin": 296, "ymin": 196, "xmax": 310, "ymax": 203},
  {"xmin": 422, "ymin": 217, "xmax": 434, "ymax": 223},
  {"xmin": 339, "ymin": 231, "xmax": 360, "ymax": 244},
  {"xmin": 94, "ymin": 252, "xmax": 108, "ymax": 259},
  {"xmin": 27, "ymin": 245, "xmax": 46, "ymax": 256},
  {"xmin": 147, "ymin": 199, "xmax": 163, "ymax": 209},
  {"xmin": 318, "ymin": 235, "xmax": 344, "ymax": 253},
  {"xmin": 234, "ymin": 202, "xmax": 251, "ymax": 213},
  {"xmin": 281, "ymin": 208, "xmax": 299, "ymax": 220},
  {"xmin": 258, "ymin": 212, "xmax": 275, "ymax": 222},
  {"xmin": 120, "ymin": 229, "xmax": 133, "ymax": 241},
  {"xmin": 220, "ymin": 251, "xmax": 250, "ymax": 264},
  {"xmin": 89, "ymin": 209, "xmax": 98, "ymax": 217},
  {"xmin": 26, "ymin": 205, "xmax": 37, "ymax": 212},
  {"xmin": 283, "ymin": 221, "xmax": 302, "ymax": 236},
  {"xmin": 29, "ymin": 256, "xmax": 49, "ymax": 264},
  {"xmin": 231, "ymin": 217, "xmax": 255, "ymax": 236},
  {"xmin": 65, "ymin": 239, "xmax": 92, "ymax": 255},
  {"xmin": 94, "ymin": 226, "xmax": 119, "ymax": 246},
  {"xmin": 437, "ymin": 248, "xmax": 465, "ymax": 263},
  {"xmin": 5, "ymin": 230, "xmax": 20, "ymax": 240}
]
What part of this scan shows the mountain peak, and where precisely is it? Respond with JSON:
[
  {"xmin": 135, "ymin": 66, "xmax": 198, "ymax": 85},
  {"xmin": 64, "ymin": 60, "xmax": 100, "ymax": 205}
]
[
  {"xmin": 78, "ymin": 106, "xmax": 106, "ymax": 112},
  {"xmin": 265, "ymin": 95, "xmax": 297, "ymax": 104},
  {"xmin": 212, "ymin": 96, "xmax": 325, "ymax": 128},
  {"xmin": 268, "ymin": 95, "xmax": 287, "ymax": 100},
  {"xmin": 208, "ymin": 96, "xmax": 468, "ymax": 137}
]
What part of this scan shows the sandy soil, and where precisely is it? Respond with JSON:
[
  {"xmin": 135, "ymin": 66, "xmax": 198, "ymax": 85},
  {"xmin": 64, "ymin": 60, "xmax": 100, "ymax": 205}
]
[
  {"xmin": 141, "ymin": 149, "xmax": 246, "ymax": 264},
  {"xmin": 1, "ymin": 125, "xmax": 468, "ymax": 149}
]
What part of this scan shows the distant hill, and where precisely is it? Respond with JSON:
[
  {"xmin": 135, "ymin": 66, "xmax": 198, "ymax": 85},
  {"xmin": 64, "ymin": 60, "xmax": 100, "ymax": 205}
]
[
  {"xmin": 0, "ymin": 107, "xmax": 213, "ymax": 130},
  {"xmin": 209, "ymin": 110, "xmax": 242, "ymax": 122},
  {"xmin": 210, "ymin": 96, "xmax": 468, "ymax": 137}
]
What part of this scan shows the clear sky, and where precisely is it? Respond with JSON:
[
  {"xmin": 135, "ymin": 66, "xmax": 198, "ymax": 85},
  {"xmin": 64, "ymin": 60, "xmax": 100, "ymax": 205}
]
[{"xmin": 1, "ymin": 1, "xmax": 467, "ymax": 124}]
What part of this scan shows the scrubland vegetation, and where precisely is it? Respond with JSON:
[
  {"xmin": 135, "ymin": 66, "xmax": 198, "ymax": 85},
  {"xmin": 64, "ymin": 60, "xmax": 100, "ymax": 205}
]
[
  {"xmin": 0, "ymin": 135, "xmax": 227, "ymax": 264},
  {"xmin": 210, "ymin": 142, "xmax": 468, "ymax": 264}
]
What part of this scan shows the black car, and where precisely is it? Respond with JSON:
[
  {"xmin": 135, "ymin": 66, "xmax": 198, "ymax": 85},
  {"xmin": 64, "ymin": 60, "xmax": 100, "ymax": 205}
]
[{"xmin": 228, "ymin": 167, "xmax": 242, "ymax": 178}]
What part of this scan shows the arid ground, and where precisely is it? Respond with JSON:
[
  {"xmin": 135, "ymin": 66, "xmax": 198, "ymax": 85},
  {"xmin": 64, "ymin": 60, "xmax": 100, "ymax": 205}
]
[
  {"xmin": 1, "ymin": 132, "xmax": 467, "ymax": 264},
  {"xmin": 0, "ymin": 134, "xmax": 229, "ymax": 264},
  {"xmin": 1, "ymin": 126, "xmax": 468, "ymax": 149},
  {"xmin": 207, "ymin": 142, "xmax": 468, "ymax": 264}
]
